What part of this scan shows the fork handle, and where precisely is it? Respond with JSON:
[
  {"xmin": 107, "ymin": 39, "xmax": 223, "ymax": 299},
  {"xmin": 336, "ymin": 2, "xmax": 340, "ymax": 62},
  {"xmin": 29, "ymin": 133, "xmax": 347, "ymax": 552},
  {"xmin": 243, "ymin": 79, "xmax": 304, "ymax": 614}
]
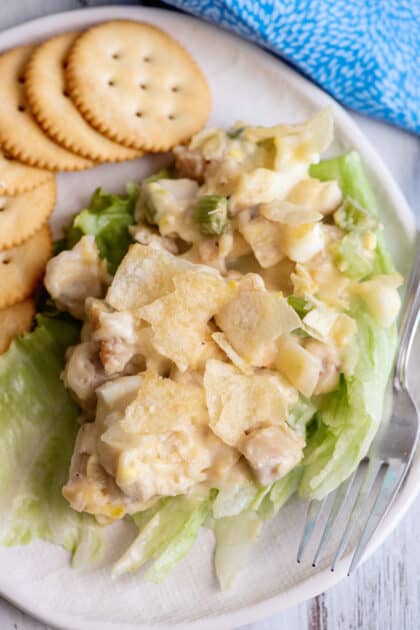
[{"xmin": 395, "ymin": 235, "xmax": 420, "ymax": 389}]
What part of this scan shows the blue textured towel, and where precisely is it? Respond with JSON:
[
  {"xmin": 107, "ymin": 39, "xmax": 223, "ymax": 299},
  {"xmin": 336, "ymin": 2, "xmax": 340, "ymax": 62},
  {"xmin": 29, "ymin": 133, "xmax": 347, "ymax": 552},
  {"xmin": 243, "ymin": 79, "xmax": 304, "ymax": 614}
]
[{"xmin": 163, "ymin": 0, "xmax": 420, "ymax": 135}]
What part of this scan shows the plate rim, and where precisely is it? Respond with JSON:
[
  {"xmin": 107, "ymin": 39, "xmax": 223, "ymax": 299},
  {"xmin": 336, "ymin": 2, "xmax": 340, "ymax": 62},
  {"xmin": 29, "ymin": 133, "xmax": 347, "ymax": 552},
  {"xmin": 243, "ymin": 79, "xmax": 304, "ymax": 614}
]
[{"xmin": 0, "ymin": 5, "xmax": 417, "ymax": 630}]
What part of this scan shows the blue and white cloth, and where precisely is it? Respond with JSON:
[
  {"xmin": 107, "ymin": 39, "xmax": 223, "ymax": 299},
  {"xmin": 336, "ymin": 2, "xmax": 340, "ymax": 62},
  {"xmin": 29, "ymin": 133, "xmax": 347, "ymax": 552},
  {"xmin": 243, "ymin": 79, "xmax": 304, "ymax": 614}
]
[{"xmin": 163, "ymin": 0, "xmax": 420, "ymax": 135}]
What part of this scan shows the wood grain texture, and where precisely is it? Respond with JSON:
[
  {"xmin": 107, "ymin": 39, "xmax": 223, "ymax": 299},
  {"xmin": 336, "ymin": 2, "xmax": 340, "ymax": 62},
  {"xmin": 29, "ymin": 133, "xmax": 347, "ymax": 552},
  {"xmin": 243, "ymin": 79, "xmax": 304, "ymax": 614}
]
[{"xmin": 0, "ymin": 2, "xmax": 419, "ymax": 630}]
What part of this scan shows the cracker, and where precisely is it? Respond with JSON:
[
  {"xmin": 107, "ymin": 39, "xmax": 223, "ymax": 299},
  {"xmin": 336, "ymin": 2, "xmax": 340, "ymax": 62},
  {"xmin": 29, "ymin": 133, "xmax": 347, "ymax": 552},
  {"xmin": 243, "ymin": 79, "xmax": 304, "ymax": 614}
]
[
  {"xmin": 0, "ymin": 298, "xmax": 35, "ymax": 354},
  {"xmin": 66, "ymin": 20, "xmax": 211, "ymax": 151},
  {"xmin": 0, "ymin": 224, "xmax": 52, "ymax": 308},
  {"xmin": 0, "ymin": 178, "xmax": 56, "ymax": 249},
  {"xmin": 0, "ymin": 148, "xmax": 53, "ymax": 195},
  {"xmin": 26, "ymin": 33, "xmax": 142, "ymax": 163},
  {"xmin": 0, "ymin": 46, "xmax": 93, "ymax": 171}
]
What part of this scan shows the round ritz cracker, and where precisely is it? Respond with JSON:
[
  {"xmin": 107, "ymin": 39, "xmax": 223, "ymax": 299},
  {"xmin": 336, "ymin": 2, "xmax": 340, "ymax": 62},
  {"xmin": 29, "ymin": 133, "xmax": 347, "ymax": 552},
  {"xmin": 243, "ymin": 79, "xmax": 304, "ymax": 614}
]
[
  {"xmin": 65, "ymin": 20, "xmax": 211, "ymax": 152},
  {"xmin": 0, "ymin": 298, "xmax": 35, "ymax": 355},
  {"xmin": 0, "ymin": 148, "xmax": 53, "ymax": 195},
  {"xmin": 0, "ymin": 178, "xmax": 56, "ymax": 249},
  {"xmin": 0, "ymin": 45, "xmax": 93, "ymax": 172},
  {"xmin": 25, "ymin": 32, "xmax": 143, "ymax": 163},
  {"xmin": 0, "ymin": 224, "xmax": 52, "ymax": 309}
]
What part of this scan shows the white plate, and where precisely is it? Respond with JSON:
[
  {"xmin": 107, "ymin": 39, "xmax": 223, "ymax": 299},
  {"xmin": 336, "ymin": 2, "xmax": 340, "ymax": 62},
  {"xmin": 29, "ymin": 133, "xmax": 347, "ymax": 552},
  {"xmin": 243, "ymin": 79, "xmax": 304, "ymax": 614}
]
[{"xmin": 0, "ymin": 6, "xmax": 417, "ymax": 630}]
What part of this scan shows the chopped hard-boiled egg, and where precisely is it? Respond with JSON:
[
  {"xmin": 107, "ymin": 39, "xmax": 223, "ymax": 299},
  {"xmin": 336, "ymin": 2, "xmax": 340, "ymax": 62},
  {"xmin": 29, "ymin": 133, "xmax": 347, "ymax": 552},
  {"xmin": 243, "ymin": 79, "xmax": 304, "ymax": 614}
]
[{"xmin": 352, "ymin": 273, "xmax": 403, "ymax": 327}]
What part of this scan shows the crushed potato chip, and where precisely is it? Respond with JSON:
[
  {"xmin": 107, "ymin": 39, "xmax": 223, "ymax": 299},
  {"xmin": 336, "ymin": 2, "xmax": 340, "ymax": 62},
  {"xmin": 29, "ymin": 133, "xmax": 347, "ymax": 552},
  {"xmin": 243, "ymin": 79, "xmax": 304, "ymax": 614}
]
[
  {"xmin": 259, "ymin": 200, "xmax": 322, "ymax": 225},
  {"xmin": 107, "ymin": 244, "xmax": 200, "ymax": 312},
  {"xmin": 238, "ymin": 211, "xmax": 285, "ymax": 268},
  {"xmin": 204, "ymin": 359, "xmax": 289, "ymax": 446},
  {"xmin": 120, "ymin": 369, "xmax": 208, "ymax": 434},
  {"xmin": 140, "ymin": 270, "xmax": 231, "ymax": 371},
  {"xmin": 215, "ymin": 282, "xmax": 300, "ymax": 366},
  {"xmin": 276, "ymin": 335, "xmax": 321, "ymax": 398},
  {"xmin": 211, "ymin": 331, "xmax": 253, "ymax": 375}
]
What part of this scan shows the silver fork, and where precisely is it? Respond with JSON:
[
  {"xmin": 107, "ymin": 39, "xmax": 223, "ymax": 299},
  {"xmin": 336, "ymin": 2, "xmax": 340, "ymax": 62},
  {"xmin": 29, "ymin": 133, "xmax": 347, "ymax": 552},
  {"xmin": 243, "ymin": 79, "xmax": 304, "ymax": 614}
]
[{"xmin": 297, "ymin": 241, "xmax": 420, "ymax": 574}]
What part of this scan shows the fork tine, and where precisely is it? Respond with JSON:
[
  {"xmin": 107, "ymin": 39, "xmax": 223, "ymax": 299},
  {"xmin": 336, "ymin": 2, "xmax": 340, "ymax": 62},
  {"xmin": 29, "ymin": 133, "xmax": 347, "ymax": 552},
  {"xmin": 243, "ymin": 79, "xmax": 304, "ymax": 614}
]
[
  {"xmin": 297, "ymin": 498, "xmax": 327, "ymax": 563},
  {"xmin": 347, "ymin": 462, "xmax": 407, "ymax": 575},
  {"xmin": 312, "ymin": 470, "xmax": 357, "ymax": 567},
  {"xmin": 331, "ymin": 459, "xmax": 383, "ymax": 571}
]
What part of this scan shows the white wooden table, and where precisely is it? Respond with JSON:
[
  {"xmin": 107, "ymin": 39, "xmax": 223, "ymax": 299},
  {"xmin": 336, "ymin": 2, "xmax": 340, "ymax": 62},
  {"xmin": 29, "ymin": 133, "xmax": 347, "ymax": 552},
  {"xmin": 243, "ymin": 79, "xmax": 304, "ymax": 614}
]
[{"xmin": 1, "ymin": 2, "xmax": 419, "ymax": 629}]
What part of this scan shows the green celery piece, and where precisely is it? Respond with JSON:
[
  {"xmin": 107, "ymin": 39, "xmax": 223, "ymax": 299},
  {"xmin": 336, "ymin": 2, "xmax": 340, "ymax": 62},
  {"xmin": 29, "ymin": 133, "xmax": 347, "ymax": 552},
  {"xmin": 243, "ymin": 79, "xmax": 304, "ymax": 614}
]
[
  {"xmin": 0, "ymin": 316, "xmax": 102, "ymax": 562},
  {"xmin": 195, "ymin": 195, "xmax": 228, "ymax": 236},
  {"xmin": 310, "ymin": 151, "xmax": 379, "ymax": 216},
  {"xmin": 287, "ymin": 295, "xmax": 313, "ymax": 318},
  {"xmin": 310, "ymin": 151, "xmax": 394, "ymax": 274},
  {"xmin": 334, "ymin": 198, "xmax": 379, "ymax": 232},
  {"xmin": 226, "ymin": 126, "xmax": 245, "ymax": 139}
]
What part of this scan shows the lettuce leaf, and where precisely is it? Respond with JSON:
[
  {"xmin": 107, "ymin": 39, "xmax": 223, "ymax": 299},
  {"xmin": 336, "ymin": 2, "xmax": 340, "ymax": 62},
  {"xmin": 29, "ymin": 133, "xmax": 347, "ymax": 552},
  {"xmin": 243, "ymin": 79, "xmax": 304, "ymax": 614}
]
[
  {"xmin": 335, "ymin": 231, "xmax": 375, "ymax": 281},
  {"xmin": 113, "ymin": 492, "xmax": 214, "ymax": 581},
  {"xmin": 214, "ymin": 512, "xmax": 262, "ymax": 590},
  {"xmin": 0, "ymin": 315, "xmax": 102, "ymax": 563},
  {"xmin": 301, "ymin": 152, "xmax": 398, "ymax": 499},
  {"xmin": 66, "ymin": 185, "xmax": 138, "ymax": 274},
  {"xmin": 300, "ymin": 304, "xmax": 396, "ymax": 499},
  {"xmin": 258, "ymin": 467, "xmax": 303, "ymax": 521},
  {"xmin": 310, "ymin": 151, "xmax": 394, "ymax": 275}
]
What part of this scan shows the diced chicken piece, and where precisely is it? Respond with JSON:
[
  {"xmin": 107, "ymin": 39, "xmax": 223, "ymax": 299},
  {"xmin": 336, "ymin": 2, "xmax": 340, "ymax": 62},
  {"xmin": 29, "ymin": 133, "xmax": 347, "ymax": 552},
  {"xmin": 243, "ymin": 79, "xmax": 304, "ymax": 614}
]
[
  {"xmin": 173, "ymin": 145, "xmax": 206, "ymax": 182},
  {"xmin": 62, "ymin": 342, "xmax": 108, "ymax": 412},
  {"xmin": 86, "ymin": 297, "xmax": 170, "ymax": 376},
  {"xmin": 240, "ymin": 424, "xmax": 305, "ymax": 485},
  {"xmin": 129, "ymin": 224, "xmax": 178, "ymax": 254},
  {"xmin": 93, "ymin": 308, "xmax": 139, "ymax": 375},
  {"xmin": 87, "ymin": 298, "xmax": 138, "ymax": 375},
  {"xmin": 287, "ymin": 178, "xmax": 343, "ymax": 215},
  {"xmin": 63, "ymin": 418, "xmax": 147, "ymax": 523},
  {"xmin": 204, "ymin": 428, "xmax": 241, "ymax": 486},
  {"xmin": 304, "ymin": 339, "xmax": 341, "ymax": 395},
  {"xmin": 62, "ymin": 424, "xmax": 123, "ymax": 522},
  {"xmin": 44, "ymin": 235, "xmax": 109, "ymax": 319}
]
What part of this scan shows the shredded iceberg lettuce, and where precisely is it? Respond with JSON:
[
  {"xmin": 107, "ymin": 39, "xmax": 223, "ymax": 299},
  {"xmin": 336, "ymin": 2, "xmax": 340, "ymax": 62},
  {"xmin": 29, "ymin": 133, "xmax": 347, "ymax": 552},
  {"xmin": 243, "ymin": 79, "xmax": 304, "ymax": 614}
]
[
  {"xmin": 0, "ymin": 315, "xmax": 102, "ymax": 563},
  {"xmin": 301, "ymin": 153, "xmax": 398, "ymax": 500},
  {"xmin": 66, "ymin": 185, "xmax": 138, "ymax": 274},
  {"xmin": 113, "ymin": 492, "xmax": 214, "ymax": 582},
  {"xmin": 214, "ymin": 512, "xmax": 262, "ymax": 590}
]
